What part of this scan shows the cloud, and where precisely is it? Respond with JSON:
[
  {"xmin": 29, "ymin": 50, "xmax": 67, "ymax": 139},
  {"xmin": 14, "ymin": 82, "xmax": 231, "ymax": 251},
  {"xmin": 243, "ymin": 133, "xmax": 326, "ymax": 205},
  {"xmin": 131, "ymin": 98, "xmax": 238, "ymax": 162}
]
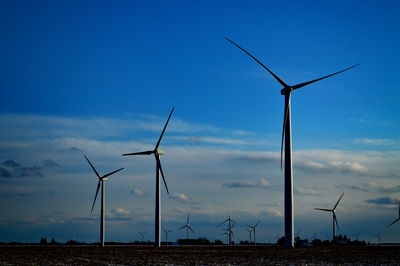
[
  {"xmin": 111, "ymin": 208, "xmax": 130, "ymax": 216},
  {"xmin": 365, "ymin": 196, "xmax": 398, "ymax": 206},
  {"xmin": 337, "ymin": 182, "xmax": 400, "ymax": 194},
  {"xmin": 169, "ymin": 193, "xmax": 199, "ymax": 204},
  {"xmin": 22, "ymin": 216, "xmax": 65, "ymax": 225},
  {"xmin": 130, "ymin": 188, "xmax": 144, "ymax": 196},
  {"xmin": 42, "ymin": 159, "xmax": 60, "ymax": 169},
  {"xmin": 0, "ymin": 167, "xmax": 11, "ymax": 177},
  {"xmin": 295, "ymin": 187, "xmax": 320, "ymax": 196},
  {"xmin": 222, "ymin": 179, "xmax": 271, "ymax": 189},
  {"xmin": 186, "ymin": 136, "xmax": 254, "ymax": 145}
]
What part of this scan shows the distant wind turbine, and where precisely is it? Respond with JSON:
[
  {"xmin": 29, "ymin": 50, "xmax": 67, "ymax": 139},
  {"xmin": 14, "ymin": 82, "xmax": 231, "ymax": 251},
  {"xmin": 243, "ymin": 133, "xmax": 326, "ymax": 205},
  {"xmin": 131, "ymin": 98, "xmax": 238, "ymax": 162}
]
[
  {"xmin": 137, "ymin": 231, "xmax": 146, "ymax": 243},
  {"xmin": 352, "ymin": 233, "xmax": 360, "ymax": 241},
  {"xmin": 246, "ymin": 228, "xmax": 252, "ymax": 243},
  {"xmin": 163, "ymin": 228, "xmax": 174, "ymax": 246},
  {"xmin": 84, "ymin": 155, "xmax": 124, "ymax": 247},
  {"xmin": 387, "ymin": 200, "xmax": 400, "ymax": 228},
  {"xmin": 178, "ymin": 212, "xmax": 194, "ymax": 240},
  {"xmin": 218, "ymin": 210, "xmax": 235, "ymax": 245},
  {"xmin": 123, "ymin": 107, "xmax": 174, "ymax": 247},
  {"xmin": 247, "ymin": 220, "xmax": 260, "ymax": 245},
  {"xmin": 374, "ymin": 231, "xmax": 382, "ymax": 244},
  {"xmin": 314, "ymin": 193, "xmax": 344, "ymax": 240},
  {"xmin": 226, "ymin": 37, "xmax": 360, "ymax": 248}
]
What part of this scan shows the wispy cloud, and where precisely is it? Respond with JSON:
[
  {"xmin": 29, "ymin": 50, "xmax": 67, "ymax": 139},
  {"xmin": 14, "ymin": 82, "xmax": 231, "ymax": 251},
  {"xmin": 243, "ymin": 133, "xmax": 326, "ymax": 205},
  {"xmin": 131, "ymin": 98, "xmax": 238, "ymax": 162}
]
[
  {"xmin": 295, "ymin": 187, "xmax": 320, "ymax": 196},
  {"xmin": 130, "ymin": 188, "xmax": 144, "ymax": 196},
  {"xmin": 169, "ymin": 192, "xmax": 199, "ymax": 204},
  {"xmin": 222, "ymin": 179, "xmax": 271, "ymax": 189}
]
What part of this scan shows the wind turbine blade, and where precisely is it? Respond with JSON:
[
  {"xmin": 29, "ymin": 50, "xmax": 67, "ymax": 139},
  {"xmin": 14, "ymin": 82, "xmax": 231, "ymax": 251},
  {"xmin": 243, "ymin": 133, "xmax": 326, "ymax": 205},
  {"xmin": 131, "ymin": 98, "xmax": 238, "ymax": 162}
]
[
  {"xmin": 91, "ymin": 181, "xmax": 101, "ymax": 213},
  {"xmin": 102, "ymin": 167, "xmax": 124, "ymax": 179},
  {"xmin": 178, "ymin": 225, "xmax": 186, "ymax": 230},
  {"xmin": 314, "ymin": 208, "xmax": 332, "ymax": 212},
  {"xmin": 292, "ymin": 63, "xmax": 361, "ymax": 90},
  {"xmin": 334, "ymin": 213, "xmax": 340, "ymax": 231},
  {"xmin": 122, "ymin": 150, "xmax": 154, "ymax": 156},
  {"xmin": 156, "ymin": 155, "xmax": 169, "ymax": 194},
  {"xmin": 281, "ymin": 96, "xmax": 290, "ymax": 170},
  {"xmin": 254, "ymin": 220, "xmax": 260, "ymax": 227},
  {"xmin": 84, "ymin": 155, "xmax": 100, "ymax": 178},
  {"xmin": 187, "ymin": 213, "xmax": 190, "ymax": 224},
  {"xmin": 155, "ymin": 107, "xmax": 174, "ymax": 151},
  {"xmin": 188, "ymin": 225, "xmax": 194, "ymax": 233},
  {"xmin": 225, "ymin": 37, "xmax": 288, "ymax": 88},
  {"xmin": 333, "ymin": 193, "xmax": 344, "ymax": 210},
  {"xmin": 387, "ymin": 218, "xmax": 400, "ymax": 228}
]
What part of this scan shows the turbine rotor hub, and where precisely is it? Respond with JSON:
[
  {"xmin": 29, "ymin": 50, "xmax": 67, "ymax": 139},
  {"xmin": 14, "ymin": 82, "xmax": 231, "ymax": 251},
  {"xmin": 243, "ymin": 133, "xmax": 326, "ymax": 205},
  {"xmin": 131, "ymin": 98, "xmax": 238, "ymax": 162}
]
[
  {"xmin": 155, "ymin": 150, "xmax": 165, "ymax": 155},
  {"xmin": 280, "ymin": 87, "xmax": 293, "ymax": 95}
]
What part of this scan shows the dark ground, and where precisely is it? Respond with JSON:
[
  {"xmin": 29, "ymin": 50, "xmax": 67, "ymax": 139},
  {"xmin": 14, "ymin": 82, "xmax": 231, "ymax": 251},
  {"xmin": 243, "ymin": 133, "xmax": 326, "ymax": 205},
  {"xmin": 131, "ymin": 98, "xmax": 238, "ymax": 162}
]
[{"xmin": 1, "ymin": 245, "xmax": 399, "ymax": 265}]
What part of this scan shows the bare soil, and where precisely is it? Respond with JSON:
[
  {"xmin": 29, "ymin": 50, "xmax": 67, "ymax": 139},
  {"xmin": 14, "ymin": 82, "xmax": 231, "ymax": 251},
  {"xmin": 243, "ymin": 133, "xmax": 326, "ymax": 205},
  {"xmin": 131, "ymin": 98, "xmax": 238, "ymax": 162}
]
[{"xmin": 0, "ymin": 245, "xmax": 399, "ymax": 265}]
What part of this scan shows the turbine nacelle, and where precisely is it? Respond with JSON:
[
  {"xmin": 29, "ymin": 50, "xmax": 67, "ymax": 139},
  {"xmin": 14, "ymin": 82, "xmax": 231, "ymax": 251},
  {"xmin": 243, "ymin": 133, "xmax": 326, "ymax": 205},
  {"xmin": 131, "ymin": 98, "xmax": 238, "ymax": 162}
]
[
  {"xmin": 155, "ymin": 150, "xmax": 165, "ymax": 155},
  {"xmin": 280, "ymin": 87, "xmax": 293, "ymax": 95}
]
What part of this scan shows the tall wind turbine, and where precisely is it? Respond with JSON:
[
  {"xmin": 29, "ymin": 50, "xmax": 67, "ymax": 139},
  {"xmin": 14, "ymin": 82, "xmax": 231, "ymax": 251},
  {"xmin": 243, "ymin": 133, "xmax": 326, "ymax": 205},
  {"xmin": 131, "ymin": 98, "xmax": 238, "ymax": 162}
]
[
  {"xmin": 314, "ymin": 192, "xmax": 344, "ymax": 240},
  {"xmin": 84, "ymin": 155, "xmax": 124, "ymax": 247},
  {"xmin": 226, "ymin": 37, "xmax": 360, "ymax": 248},
  {"xmin": 247, "ymin": 220, "xmax": 260, "ymax": 245},
  {"xmin": 387, "ymin": 200, "xmax": 400, "ymax": 228},
  {"xmin": 178, "ymin": 212, "xmax": 194, "ymax": 239},
  {"xmin": 123, "ymin": 107, "xmax": 174, "ymax": 247}
]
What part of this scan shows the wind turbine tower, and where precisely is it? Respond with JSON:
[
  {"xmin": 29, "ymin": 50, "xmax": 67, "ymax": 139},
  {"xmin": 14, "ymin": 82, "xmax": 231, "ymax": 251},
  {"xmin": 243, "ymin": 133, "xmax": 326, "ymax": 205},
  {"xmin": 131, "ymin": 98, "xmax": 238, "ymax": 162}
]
[
  {"xmin": 179, "ymin": 212, "xmax": 194, "ymax": 239},
  {"xmin": 123, "ymin": 108, "xmax": 174, "ymax": 247},
  {"xmin": 84, "ymin": 155, "xmax": 124, "ymax": 247},
  {"xmin": 226, "ymin": 37, "xmax": 359, "ymax": 248},
  {"xmin": 247, "ymin": 220, "xmax": 260, "ymax": 245},
  {"xmin": 219, "ymin": 211, "xmax": 235, "ymax": 245},
  {"xmin": 163, "ymin": 228, "xmax": 174, "ymax": 246},
  {"xmin": 137, "ymin": 231, "xmax": 146, "ymax": 243},
  {"xmin": 314, "ymin": 193, "xmax": 344, "ymax": 240}
]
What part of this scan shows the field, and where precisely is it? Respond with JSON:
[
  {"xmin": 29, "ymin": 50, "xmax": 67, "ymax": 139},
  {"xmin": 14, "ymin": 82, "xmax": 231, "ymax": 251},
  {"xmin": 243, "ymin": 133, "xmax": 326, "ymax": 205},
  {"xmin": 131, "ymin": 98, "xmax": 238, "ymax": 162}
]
[{"xmin": 1, "ymin": 245, "xmax": 400, "ymax": 265}]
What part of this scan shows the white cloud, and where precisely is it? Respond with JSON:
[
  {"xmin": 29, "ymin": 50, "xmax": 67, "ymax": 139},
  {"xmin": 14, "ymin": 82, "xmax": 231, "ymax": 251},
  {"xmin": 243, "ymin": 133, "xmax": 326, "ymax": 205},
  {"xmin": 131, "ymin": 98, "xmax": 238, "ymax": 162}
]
[
  {"xmin": 111, "ymin": 208, "xmax": 130, "ymax": 216},
  {"xmin": 131, "ymin": 188, "xmax": 143, "ymax": 196},
  {"xmin": 169, "ymin": 192, "xmax": 199, "ymax": 204},
  {"xmin": 295, "ymin": 187, "xmax": 320, "ymax": 196}
]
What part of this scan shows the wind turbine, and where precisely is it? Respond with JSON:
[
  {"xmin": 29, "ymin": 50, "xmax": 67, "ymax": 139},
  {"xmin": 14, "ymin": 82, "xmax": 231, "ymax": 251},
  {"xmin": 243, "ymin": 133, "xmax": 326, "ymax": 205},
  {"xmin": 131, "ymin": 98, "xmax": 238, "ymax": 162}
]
[
  {"xmin": 137, "ymin": 231, "xmax": 146, "ymax": 243},
  {"xmin": 246, "ymin": 228, "xmax": 252, "ymax": 243},
  {"xmin": 387, "ymin": 200, "xmax": 400, "ymax": 228},
  {"xmin": 247, "ymin": 220, "xmax": 260, "ymax": 245},
  {"xmin": 218, "ymin": 210, "xmax": 235, "ymax": 245},
  {"xmin": 226, "ymin": 37, "xmax": 360, "ymax": 248},
  {"xmin": 178, "ymin": 212, "xmax": 194, "ymax": 240},
  {"xmin": 314, "ymin": 192, "xmax": 344, "ymax": 241},
  {"xmin": 374, "ymin": 231, "xmax": 382, "ymax": 244},
  {"xmin": 84, "ymin": 155, "xmax": 124, "ymax": 247},
  {"xmin": 122, "ymin": 107, "xmax": 174, "ymax": 247},
  {"xmin": 163, "ymin": 227, "xmax": 174, "ymax": 246}
]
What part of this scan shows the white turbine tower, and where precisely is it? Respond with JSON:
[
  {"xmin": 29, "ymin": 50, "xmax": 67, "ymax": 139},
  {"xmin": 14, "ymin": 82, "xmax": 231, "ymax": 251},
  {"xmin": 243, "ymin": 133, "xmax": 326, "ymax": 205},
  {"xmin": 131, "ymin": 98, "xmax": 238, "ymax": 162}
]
[
  {"xmin": 247, "ymin": 220, "xmax": 260, "ymax": 245},
  {"xmin": 123, "ymin": 107, "xmax": 174, "ymax": 248},
  {"xmin": 374, "ymin": 231, "xmax": 382, "ymax": 244},
  {"xmin": 226, "ymin": 37, "xmax": 360, "ymax": 248},
  {"xmin": 84, "ymin": 155, "xmax": 124, "ymax": 247},
  {"xmin": 387, "ymin": 200, "xmax": 400, "ymax": 228},
  {"xmin": 314, "ymin": 193, "xmax": 344, "ymax": 241},
  {"xmin": 178, "ymin": 212, "xmax": 194, "ymax": 240}
]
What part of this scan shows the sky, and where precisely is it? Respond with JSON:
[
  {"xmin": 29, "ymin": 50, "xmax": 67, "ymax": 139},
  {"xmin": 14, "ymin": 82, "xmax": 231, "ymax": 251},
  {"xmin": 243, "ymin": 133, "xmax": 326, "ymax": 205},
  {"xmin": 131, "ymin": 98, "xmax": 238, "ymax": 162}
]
[{"xmin": 0, "ymin": 0, "xmax": 400, "ymax": 244}]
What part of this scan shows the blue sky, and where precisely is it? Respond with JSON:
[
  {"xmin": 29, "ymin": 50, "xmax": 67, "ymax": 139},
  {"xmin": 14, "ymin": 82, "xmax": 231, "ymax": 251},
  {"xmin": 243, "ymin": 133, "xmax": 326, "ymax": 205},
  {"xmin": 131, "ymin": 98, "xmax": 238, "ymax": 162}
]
[{"xmin": 0, "ymin": 0, "xmax": 399, "ymax": 243}]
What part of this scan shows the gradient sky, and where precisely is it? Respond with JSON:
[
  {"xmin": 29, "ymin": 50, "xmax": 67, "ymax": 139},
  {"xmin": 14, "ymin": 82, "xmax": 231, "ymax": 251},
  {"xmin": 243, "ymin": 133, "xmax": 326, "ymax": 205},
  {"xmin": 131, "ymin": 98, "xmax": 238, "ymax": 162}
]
[{"xmin": 1, "ymin": 0, "xmax": 399, "ymax": 243}]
